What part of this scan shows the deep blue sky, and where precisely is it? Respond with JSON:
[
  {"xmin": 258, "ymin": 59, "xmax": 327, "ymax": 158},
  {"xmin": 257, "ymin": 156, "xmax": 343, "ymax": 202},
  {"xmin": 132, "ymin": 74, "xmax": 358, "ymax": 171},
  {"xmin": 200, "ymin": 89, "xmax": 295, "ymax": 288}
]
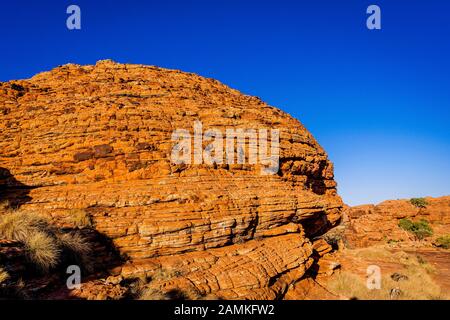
[{"xmin": 1, "ymin": 1, "xmax": 449, "ymax": 205}]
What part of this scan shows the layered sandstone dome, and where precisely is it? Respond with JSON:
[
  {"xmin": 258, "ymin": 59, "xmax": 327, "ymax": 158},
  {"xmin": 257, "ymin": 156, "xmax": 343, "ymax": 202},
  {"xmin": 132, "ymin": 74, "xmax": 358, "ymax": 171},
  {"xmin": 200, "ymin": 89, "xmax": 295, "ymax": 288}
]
[{"xmin": 0, "ymin": 60, "xmax": 342, "ymax": 299}]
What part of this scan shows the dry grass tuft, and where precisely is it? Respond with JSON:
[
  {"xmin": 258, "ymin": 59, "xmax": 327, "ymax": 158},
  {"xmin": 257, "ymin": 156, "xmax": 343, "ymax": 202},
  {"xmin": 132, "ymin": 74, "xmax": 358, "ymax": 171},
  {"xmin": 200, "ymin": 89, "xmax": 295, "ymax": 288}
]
[
  {"xmin": 327, "ymin": 248, "xmax": 446, "ymax": 300},
  {"xmin": 150, "ymin": 267, "xmax": 183, "ymax": 281},
  {"xmin": 58, "ymin": 232, "xmax": 91, "ymax": 255},
  {"xmin": 0, "ymin": 210, "xmax": 93, "ymax": 273},
  {"xmin": 67, "ymin": 209, "xmax": 93, "ymax": 228},
  {"xmin": 0, "ymin": 200, "xmax": 12, "ymax": 212},
  {"xmin": 0, "ymin": 211, "xmax": 60, "ymax": 272},
  {"xmin": 139, "ymin": 288, "xmax": 170, "ymax": 300},
  {"xmin": 0, "ymin": 267, "xmax": 9, "ymax": 284},
  {"xmin": 327, "ymin": 271, "xmax": 383, "ymax": 299},
  {"xmin": 328, "ymin": 268, "xmax": 444, "ymax": 300},
  {"xmin": 139, "ymin": 287, "xmax": 202, "ymax": 300},
  {"xmin": 139, "ymin": 267, "xmax": 202, "ymax": 300},
  {"xmin": 0, "ymin": 211, "xmax": 54, "ymax": 242},
  {"xmin": 25, "ymin": 232, "xmax": 60, "ymax": 271},
  {"xmin": 58, "ymin": 232, "xmax": 94, "ymax": 272}
]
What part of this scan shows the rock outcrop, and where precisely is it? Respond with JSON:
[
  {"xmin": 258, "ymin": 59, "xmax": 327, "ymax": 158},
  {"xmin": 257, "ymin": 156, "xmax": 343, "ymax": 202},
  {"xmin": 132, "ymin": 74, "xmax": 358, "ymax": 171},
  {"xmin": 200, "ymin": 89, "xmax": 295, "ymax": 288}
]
[
  {"xmin": 344, "ymin": 196, "xmax": 450, "ymax": 248},
  {"xmin": 0, "ymin": 60, "xmax": 342, "ymax": 299}
]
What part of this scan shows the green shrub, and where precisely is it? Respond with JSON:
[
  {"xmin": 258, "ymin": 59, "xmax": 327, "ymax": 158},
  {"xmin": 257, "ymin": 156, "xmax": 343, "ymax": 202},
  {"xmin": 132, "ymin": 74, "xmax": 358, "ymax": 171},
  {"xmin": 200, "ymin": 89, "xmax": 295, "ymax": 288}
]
[
  {"xmin": 398, "ymin": 218, "xmax": 413, "ymax": 231},
  {"xmin": 398, "ymin": 218, "xmax": 433, "ymax": 240},
  {"xmin": 435, "ymin": 235, "xmax": 450, "ymax": 249},
  {"xmin": 410, "ymin": 198, "xmax": 428, "ymax": 208}
]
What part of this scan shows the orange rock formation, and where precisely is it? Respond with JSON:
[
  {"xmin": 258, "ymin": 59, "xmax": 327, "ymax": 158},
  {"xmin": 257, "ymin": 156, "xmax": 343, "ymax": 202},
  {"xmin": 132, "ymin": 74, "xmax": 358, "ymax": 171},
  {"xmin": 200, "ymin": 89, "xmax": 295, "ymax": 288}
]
[
  {"xmin": 344, "ymin": 196, "xmax": 450, "ymax": 248},
  {"xmin": 0, "ymin": 60, "xmax": 342, "ymax": 299}
]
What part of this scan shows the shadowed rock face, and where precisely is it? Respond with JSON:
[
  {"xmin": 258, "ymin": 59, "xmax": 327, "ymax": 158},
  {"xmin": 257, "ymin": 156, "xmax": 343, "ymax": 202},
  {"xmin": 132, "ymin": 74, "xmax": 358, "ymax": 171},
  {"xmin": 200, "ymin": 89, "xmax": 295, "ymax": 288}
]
[
  {"xmin": 0, "ymin": 167, "xmax": 34, "ymax": 208},
  {"xmin": 0, "ymin": 60, "xmax": 342, "ymax": 299}
]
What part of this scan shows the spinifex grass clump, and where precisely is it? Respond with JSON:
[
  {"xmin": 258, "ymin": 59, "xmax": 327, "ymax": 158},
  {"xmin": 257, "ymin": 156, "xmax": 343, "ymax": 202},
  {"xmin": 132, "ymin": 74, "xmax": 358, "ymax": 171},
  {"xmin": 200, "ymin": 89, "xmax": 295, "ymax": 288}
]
[
  {"xmin": 0, "ymin": 205, "xmax": 92, "ymax": 273},
  {"xmin": 398, "ymin": 218, "xmax": 433, "ymax": 240}
]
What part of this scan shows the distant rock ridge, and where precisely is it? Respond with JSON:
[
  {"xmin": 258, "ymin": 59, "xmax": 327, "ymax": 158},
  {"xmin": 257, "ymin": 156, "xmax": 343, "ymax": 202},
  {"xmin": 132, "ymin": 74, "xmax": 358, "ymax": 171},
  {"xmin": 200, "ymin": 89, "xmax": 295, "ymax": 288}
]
[
  {"xmin": 344, "ymin": 196, "xmax": 450, "ymax": 248},
  {"xmin": 0, "ymin": 60, "xmax": 342, "ymax": 299}
]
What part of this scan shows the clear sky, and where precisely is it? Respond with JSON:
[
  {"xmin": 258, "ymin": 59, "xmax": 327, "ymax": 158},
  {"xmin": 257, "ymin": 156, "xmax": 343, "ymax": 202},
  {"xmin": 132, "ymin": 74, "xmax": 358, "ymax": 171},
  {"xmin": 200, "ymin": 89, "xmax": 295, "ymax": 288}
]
[{"xmin": 1, "ymin": 0, "xmax": 449, "ymax": 205}]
